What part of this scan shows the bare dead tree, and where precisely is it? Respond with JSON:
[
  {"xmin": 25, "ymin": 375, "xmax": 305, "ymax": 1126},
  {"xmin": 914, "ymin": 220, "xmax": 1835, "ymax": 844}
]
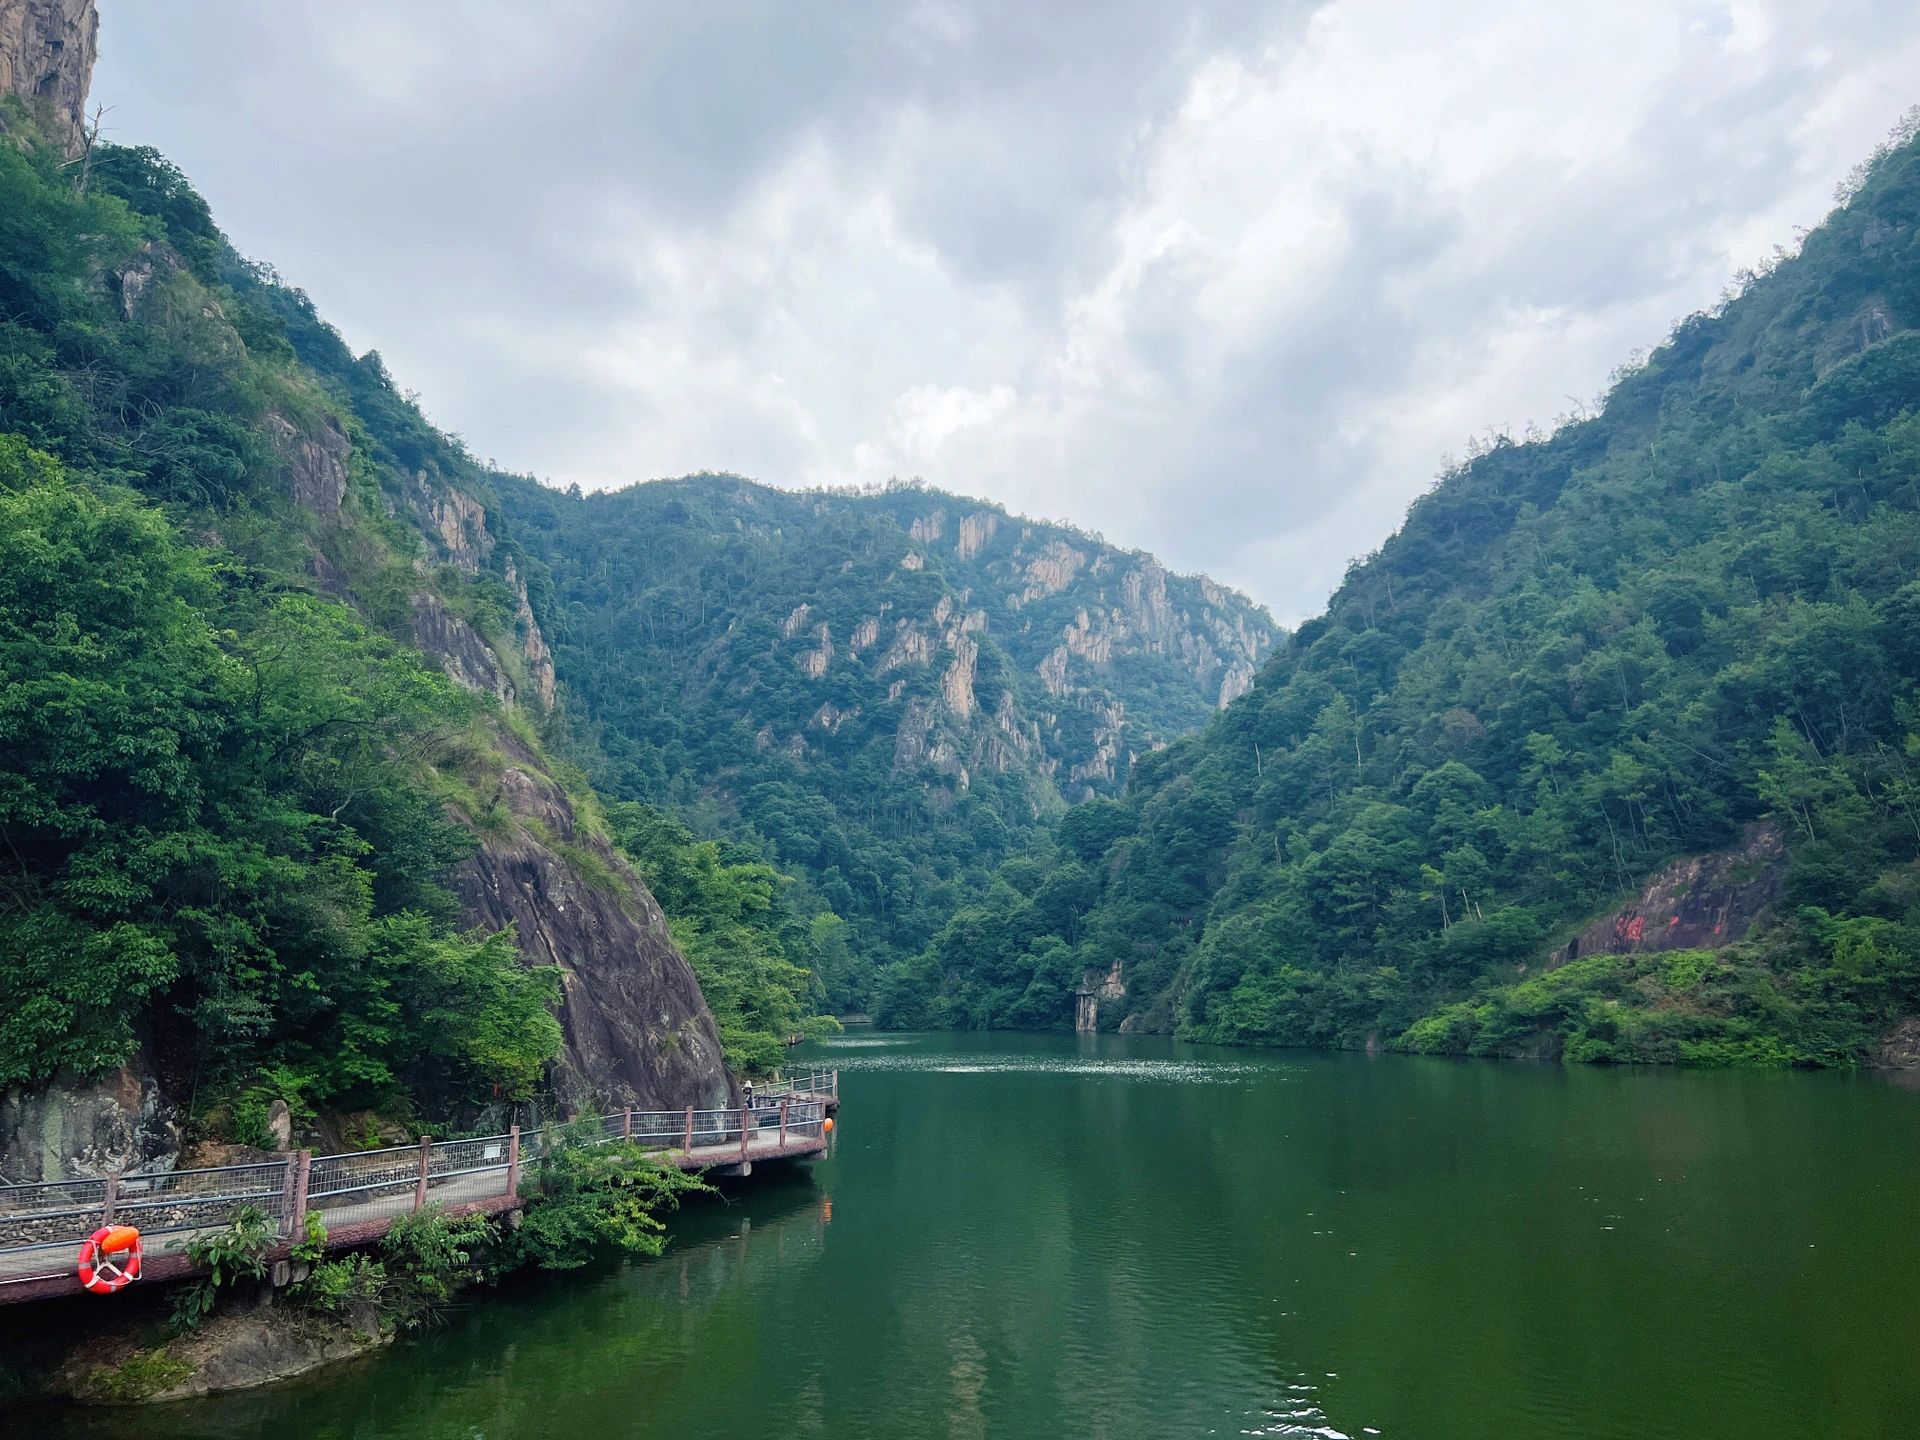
[{"xmin": 62, "ymin": 104, "xmax": 112, "ymax": 197}]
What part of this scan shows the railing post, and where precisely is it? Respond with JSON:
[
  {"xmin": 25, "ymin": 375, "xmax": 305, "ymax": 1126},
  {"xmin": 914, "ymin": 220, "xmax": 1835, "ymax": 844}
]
[
  {"xmin": 740, "ymin": 1105, "xmax": 751, "ymax": 1161},
  {"xmin": 622, "ymin": 1107, "xmax": 633, "ymax": 1140},
  {"xmin": 779, "ymin": 1098, "xmax": 789, "ymax": 1148},
  {"xmin": 684, "ymin": 1106, "xmax": 694, "ymax": 1154},
  {"xmin": 276, "ymin": 1153, "xmax": 298, "ymax": 1238},
  {"xmin": 101, "ymin": 1173, "xmax": 121, "ymax": 1227},
  {"xmin": 290, "ymin": 1150, "xmax": 312, "ymax": 1232},
  {"xmin": 413, "ymin": 1136, "xmax": 432, "ymax": 1211},
  {"xmin": 506, "ymin": 1124, "xmax": 521, "ymax": 1201}
]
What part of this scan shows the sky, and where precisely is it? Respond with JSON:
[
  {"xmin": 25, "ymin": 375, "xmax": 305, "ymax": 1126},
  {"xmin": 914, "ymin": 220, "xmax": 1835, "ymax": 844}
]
[{"xmin": 92, "ymin": 1, "xmax": 1920, "ymax": 624}]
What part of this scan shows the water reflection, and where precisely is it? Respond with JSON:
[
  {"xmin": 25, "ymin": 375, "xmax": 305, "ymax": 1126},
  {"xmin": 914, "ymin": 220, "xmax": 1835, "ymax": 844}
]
[{"xmin": 21, "ymin": 1032, "xmax": 1920, "ymax": 1440}]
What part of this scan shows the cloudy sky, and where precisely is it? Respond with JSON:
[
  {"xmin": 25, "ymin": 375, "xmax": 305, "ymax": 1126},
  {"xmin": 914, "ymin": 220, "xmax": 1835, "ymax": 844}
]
[{"xmin": 93, "ymin": 1, "xmax": 1920, "ymax": 623}]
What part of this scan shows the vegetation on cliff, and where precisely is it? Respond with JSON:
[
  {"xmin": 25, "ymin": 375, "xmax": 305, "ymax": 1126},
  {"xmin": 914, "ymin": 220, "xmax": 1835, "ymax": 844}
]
[
  {"xmin": 492, "ymin": 470, "xmax": 1275, "ymax": 1012},
  {"xmin": 0, "ymin": 123, "xmax": 556, "ymax": 1119},
  {"xmin": 0, "ymin": 96, "xmax": 797, "ymax": 1149},
  {"xmin": 875, "ymin": 116, "xmax": 1920, "ymax": 1066}
]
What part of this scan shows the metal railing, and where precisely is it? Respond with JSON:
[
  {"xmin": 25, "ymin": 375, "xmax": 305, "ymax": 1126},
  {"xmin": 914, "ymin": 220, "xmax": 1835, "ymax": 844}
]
[
  {"xmin": 0, "ymin": 1076, "xmax": 837, "ymax": 1292},
  {"xmin": 761, "ymin": 1066, "xmax": 839, "ymax": 1101}
]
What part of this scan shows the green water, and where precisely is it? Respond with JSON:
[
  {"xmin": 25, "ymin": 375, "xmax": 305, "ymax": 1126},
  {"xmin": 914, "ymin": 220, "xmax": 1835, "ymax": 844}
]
[{"xmin": 30, "ymin": 1032, "xmax": 1920, "ymax": 1438}]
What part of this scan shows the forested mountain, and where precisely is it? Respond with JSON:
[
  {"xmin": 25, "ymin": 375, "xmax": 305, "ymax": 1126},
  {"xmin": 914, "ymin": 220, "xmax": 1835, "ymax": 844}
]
[
  {"xmin": 493, "ymin": 472, "xmax": 1276, "ymax": 1009},
  {"xmin": 0, "ymin": 23, "xmax": 831, "ymax": 1181},
  {"xmin": 877, "ymin": 116, "xmax": 1920, "ymax": 1066}
]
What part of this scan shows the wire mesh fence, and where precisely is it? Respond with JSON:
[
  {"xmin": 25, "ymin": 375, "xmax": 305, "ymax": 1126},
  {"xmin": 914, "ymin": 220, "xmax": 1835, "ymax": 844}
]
[
  {"xmin": 0, "ymin": 1162, "xmax": 292, "ymax": 1285},
  {"xmin": 114, "ymin": 1162, "xmax": 291, "ymax": 1241}
]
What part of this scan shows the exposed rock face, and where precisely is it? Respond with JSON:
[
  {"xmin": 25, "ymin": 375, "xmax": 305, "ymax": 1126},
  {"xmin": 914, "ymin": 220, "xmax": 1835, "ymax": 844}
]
[
  {"xmin": 1074, "ymin": 961, "xmax": 1125, "ymax": 1032},
  {"xmin": 0, "ymin": 0, "xmax": 96, "ymax": 156},
  {"xmin": 1022, "ymin": 540, "xmax": 1087, "ymax": 600},
  {"xmin": 1218, "ymin": 661, "xmax": 1255, "ymax": 706},
  {"xmin": 1069, "ymin": 704, "xmax": 1128, "ymax": 788},
  {"xmin": 955, "ymin": 511, "xmax": 998, "ymax": 560},
  {"xmin": 306, "ymin": 549, "xmax": 354, "ymax": 601},
  {"xmin": 1877, "ymin": 1017, "xmax": 1920, "ymax": 1069},
  {"xmin": 54, "ymin": 1302, "xmax": 389, "ymax": 1404},
  {"xmin": 0, "ymin": 1055, "xmax": 179, "ymax": 1184},
  {"xmin": 407, "ymin": 473, "xmax": 493, "ymax": 571},
  {"xmin": 504, "ymin": 558, "xmax": 557, "ymax": 710},
  {"xmin": 796, "ymin": 622, "xmax": 833, "ymax": 678},
  {"xmin": 393, "ymin": 478, "xmax": 556, "ymax": 713},
  {"xmin": 1555, "ymin": 823, "xmax": 1787, "ymax": 964},
  {"xmin": 266, "ymin": 411, "xmax": 351, "ymax": 516},
  {"xmin": 893, "ymin": 699, "xmax": 968, "ymax": 793},
  {"xmin": 111, "ymin": 241, "xmax": 177, "ymax": 322},
  {"xmin": 409, "ymin": 591, "xmax": 514, "ymax": 705},
  {"xmin": 452, "ymin": 737, "xmax": 734, "ymax": 1113},
  {"xmin": 940, "ymin": 631, "xmax": 978, "ymax": 718},
  {"xmin": 813, "ymin": 701, "xmax": 857, "ymax": 733},
  {"xmin": 878, "ymin": 619, "xmax": 934, "ymax": 674}
]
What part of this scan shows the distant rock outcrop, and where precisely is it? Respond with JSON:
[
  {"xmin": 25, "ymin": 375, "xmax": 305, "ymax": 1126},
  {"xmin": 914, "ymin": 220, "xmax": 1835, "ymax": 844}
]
[
  {"xmin": 409, "ymin": 590, "xmax": 516, "ymax": 704},
  {"xmin": 0, "ymin": 0, "xmax": 96, "ymax": 156},
  {"xmin": 267, "ymin": 411, "xmax": 351, "ymax": 516}
]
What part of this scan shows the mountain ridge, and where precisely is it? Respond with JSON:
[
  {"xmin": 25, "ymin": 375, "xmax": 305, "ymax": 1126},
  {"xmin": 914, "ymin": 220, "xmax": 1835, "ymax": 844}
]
[
  {"xmin": 874, "ymin": 112, "xmax": 1920, "ymax": 1065},
  {"xmin": 491, "ymin": 467, "xmax": 1280, "ymax": 1006}
]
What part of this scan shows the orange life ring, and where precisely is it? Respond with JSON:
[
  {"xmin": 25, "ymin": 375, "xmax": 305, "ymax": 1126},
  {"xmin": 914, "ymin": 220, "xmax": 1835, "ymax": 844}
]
[{"xmin": 76, "ymin": 1225, "xmax": 142, "ymax": 1294}]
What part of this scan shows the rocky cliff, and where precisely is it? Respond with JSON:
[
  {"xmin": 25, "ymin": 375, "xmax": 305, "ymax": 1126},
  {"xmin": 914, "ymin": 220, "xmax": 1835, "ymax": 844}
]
[
  {"xmin": 0, "ymin": 1056, "xmax": 177, "ymax": 1186},
  {"xmin": 289, "ymin": 422, "xmax": 731, "ymax": 1119},
  {"xmin": 452, "ymin": 736, "xmax": 733, "ymax": 1112},
  {"xmin": 1553, "ymin": 824, "xmax": 1786, "ymax": 966},
  {"xmin": 0, "ymin": 17, "xmax": 733, "ymax": 1183},
  {"xmin": 892, "ymin": 496, "xmax": 1272, "ymax": 719},
  {"xmin": 0, "ymin": 0, "xmax": 95, "ymax": 156},
  {"xmin": 497, "ymin": 473, "xmax": 1279, "ymax": 809}
]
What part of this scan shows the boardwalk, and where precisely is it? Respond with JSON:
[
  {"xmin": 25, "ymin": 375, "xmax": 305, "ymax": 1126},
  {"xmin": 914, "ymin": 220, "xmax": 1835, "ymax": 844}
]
[{"xmin": 0, "ymin": 1069, "xmax": 838, "ymax": 1306}]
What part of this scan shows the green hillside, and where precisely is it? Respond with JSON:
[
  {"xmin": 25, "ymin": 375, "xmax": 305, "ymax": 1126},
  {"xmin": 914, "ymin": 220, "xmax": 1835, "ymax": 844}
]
[
  {"xmin": 493, "ymin": 471, "xmax": 1276, "ymax": 1009},
  {"xmin": 876, "ymin": 119, "xmax": 1920, "ymax": 1066},
  {"xmin": 0, "ymin": 100, "xmax": 810, "ymax": 1144}
]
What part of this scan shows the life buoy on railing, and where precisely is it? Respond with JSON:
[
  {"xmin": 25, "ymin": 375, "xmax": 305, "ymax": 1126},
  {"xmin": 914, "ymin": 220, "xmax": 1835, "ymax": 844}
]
[{"xmin": 76, "ymin": 1225, "xmax": 142, "ymax": 1294}]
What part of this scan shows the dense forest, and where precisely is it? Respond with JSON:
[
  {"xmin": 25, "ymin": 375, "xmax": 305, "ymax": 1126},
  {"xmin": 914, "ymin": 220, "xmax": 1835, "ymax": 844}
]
[
  {"xmin": 0, "ymin": 95, "xmax": 826, "ymax": 1148},
  {"xmin": 873, "ymin": 117, "xmax": 1920, "ymax": 1066},
  {"xmin": 494, "ymin": 471, "xmax": 1274, "ymax": 1011},
  {"xmin": 7, "ymin": 64, "xmax": 1918, "ymax": 1097}
]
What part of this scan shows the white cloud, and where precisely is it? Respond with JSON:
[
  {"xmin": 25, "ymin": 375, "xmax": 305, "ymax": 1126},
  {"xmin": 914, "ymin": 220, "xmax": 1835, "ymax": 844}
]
[{"xmin": 93, "ymin": 0, "xmax": 1920, "ymax": 622}]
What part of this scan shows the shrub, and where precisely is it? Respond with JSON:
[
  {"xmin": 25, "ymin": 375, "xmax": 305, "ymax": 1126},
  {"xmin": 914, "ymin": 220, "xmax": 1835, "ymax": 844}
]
[
  {"xmin": 381, "ymin": 1206, "xmax": 494, "ymax": 1308},
  {"xmin": 296, "ymin": 1254, "xmax": 389, "ymax": 1317},
  {"xmin": 169, "ymin": 1204, "xmax": 274, "ymax": 1332},
  {"xmin": 505, "ymin": 1125, "xmax": 709, "ymax": 1273}
]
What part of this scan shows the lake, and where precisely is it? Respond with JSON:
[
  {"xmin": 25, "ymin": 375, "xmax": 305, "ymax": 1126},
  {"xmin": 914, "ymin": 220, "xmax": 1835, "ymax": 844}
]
[{"xmin": 31, "ymin": 1031, "xmax": 1920, "ymax": 1438}]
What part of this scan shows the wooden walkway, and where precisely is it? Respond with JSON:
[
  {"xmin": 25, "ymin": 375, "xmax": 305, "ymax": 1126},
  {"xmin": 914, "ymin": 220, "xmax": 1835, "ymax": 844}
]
[{"xmin": 0, "ymin": 1070, "xmax": 839, "ymax": 1306}]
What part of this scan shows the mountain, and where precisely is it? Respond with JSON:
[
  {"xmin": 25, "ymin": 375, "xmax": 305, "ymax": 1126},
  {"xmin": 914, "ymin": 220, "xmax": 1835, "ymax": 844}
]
[
  {"xmin": 878, "ymin": 114, "xmax": 1920, "ymax": 1066},
  {"xmin": 492, "ymin": 471, "xmax": 1278, "ymax": 1007},
  {"xmin": 0, "ymin": 7, "xmax": 776, "ymax": 1181}
]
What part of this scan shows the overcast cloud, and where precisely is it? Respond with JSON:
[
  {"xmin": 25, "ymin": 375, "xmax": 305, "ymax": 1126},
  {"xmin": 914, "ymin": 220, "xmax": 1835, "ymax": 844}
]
[{"xmin": 93, "ymin": 1, "xmax": 1920, "ymax": 622}]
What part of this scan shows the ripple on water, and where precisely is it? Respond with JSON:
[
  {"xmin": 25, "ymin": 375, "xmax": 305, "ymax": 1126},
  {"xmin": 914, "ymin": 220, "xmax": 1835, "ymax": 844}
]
[
  {"xmin": 807, "ymin": 1034, "xmax": 919, "ymax": 1048},
  {"xmin": 816, "ymin": 1051, "xmax": 1285, "ymax": 1083}
]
